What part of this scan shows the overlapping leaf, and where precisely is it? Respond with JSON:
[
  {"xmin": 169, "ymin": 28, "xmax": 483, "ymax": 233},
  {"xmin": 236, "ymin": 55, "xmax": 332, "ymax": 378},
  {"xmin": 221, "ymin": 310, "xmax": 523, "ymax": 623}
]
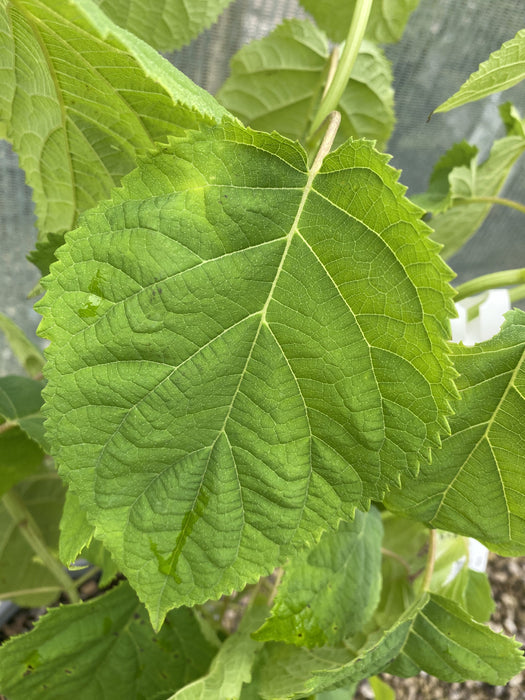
[
  {"xmin": 39, "ymin": 121, "xmax": 457, "ymax": 626},
  {"xmin": 0, "ymin": 0, "xmax": 229, "ymax": 273},
  {"xmin": 0, "ymin": 313, "xmax": 45, "ymax": 377},
  {"xmin": 94, "ymin": 0, "xmax": 235, "ymax": 52},
  {"xmin": 0, "ymin": 582, "xmax": 216, "ymax": 700},
  {"xmin": 0, "ymin": 473, "xmax": 65, "ymax": 605},
  {"xmin": 169, "ymin": 599, "xmax": 267, "ymax": 700},
  {"xmin": 254, "ymin": 508, "xmax": 383, "ymax": 647},
  {"xmin": 385, "ymin": 309, "xmax": 525, "ymax": 554},
  {"xmin": 217, "ymin": 20, "xmax": 394, "ymax": 149},
  {"xmin": 434, "ymin": 28, "xmax": 525, "ymax": 114},
  {"xmin": 299, "ymin": 0, "xmax": 420, "ymax": 44}
]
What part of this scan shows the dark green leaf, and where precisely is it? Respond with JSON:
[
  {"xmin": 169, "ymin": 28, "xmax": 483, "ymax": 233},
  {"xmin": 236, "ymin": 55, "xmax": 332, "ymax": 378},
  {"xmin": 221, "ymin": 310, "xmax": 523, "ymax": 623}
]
[{"xmin": 0, "ymin": 581, "xmax": 216, "ymax": 700}]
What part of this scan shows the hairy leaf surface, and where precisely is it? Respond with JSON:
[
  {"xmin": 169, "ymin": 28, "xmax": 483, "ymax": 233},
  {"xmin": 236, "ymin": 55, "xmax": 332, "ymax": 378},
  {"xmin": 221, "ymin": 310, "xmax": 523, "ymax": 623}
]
[
  {"xmin": 0, "ymin": 582, "xmax": 216, "ymax": 700},
  {"xmin": 0, "ymin": 0, "xmax": 229, "ymax": 271},
  {"xmin": 217, "ymin": 20, "xmax": 394, "ymax": 149},
  {"xmin": 434, "ymin": 29, "xmax": 525, "ymax": 114},
  {"xmin": 299, "ymin": 0, "xmax": 420, "ymax": 44},
  {"xmin": 0, "ymin": 473, "xmax": 65, "ymax": 605},
  {"xmin": 39, "ymin": 121, "xmax": 456, "ymax": 626},
  {"xmin": 93, "ymin": 0, "xmax": 235, "ymax": 52},
  {"xmin": 385, "ymin": 309, "xmax": 525, "ymax": 554},
  {"xmin": 254, "ymin": 508, "xmax": 383, "ymax": 647}
]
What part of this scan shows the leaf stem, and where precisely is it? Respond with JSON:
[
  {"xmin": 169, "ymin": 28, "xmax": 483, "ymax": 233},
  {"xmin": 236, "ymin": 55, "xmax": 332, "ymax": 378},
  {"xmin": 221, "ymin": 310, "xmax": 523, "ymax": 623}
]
[
  {"xmin": 381, "ymin": 547, "xmax": 411, "ymax": 575},
  {"xmin": 307, "ymin": 0, "xmax": 373, "ymax": 139},
  {"xmin": 421, "ymin": 529, "xmax": 437, "ymax": 592},
  {"xmin": 455, "ymin": 268, "xmax": 525, "ymax": 302},
  {"xmin": 0, "ymin": 586, "xmax": 61, "ymax": 601},
  {"xmin": 453, "ymin": 195, "xmax": 525, "ymax": 215},
  {"xmin": 2, "ymin": 490, "xmax": 80, "ymax": 603}
]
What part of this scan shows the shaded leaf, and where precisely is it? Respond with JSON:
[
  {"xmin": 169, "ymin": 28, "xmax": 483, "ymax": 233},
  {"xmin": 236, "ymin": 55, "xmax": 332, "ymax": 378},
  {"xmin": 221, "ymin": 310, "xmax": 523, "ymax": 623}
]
[
  {"xmin": 217, "ymin": 20, "xmax": 394, "ymax": 149},
  {"xmin": 254, "ymin": 508, "xmax": 383, "ymax": 647},
  {"xmin": 38, "ymin": 122, "xmax": 457, "ymax": 627},
  {"xmin": 434, "ymin": 29, "xmax": 525, "ymax": 114},
  {"xmin": 0, "ymin": 581, "xmax": 216, "ymax": 700},
  {"xmin": 169, "ymin": 599, "xmax": 268, "ymax": 700},
  {"xmin": 299, "ymin": 0, "xmax": 420, "ymax": 44},
  {"xmin": 385, "ymin": 309, "xmax": 525, "ymax": 554},
  {"xmin": 94, "ymin": 0, "xmax": 235, "ymax": 52},
  {"xmin": 0, "ymin": 473, "xmax": 65, "ymax": 606},
  {"xmin": 387, "ymin": 593, "xmax": 525, "ymax": 684},
  {"xmin": 0, "ymin": 0, "xmax": 229, "ymax": 272},
  {"xmin": 0, "ymin": 313, "xmax": 44, "ymax": 377}
]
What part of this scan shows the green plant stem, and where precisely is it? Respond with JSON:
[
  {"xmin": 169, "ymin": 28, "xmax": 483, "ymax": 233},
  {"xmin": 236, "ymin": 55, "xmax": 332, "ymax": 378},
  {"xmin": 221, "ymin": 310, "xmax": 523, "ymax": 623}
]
[
  {"xmin": 455, "ymin": 268, "xmax": 525, "ymax": 302},
  {"xmin": 2, "ymin": 490, "xmax": 81, "ymax": 604},
  {"xmin": 453, "ymin": 195, "xmax": 525, "ymax": 215},
  {"xmin": 421, "ymin": 529, "xmax": 437, "ymax": 592},
  {"xmin": 381, "ymin": 547, "xmax": 411, "ymax": 575},
  {"xmin": 0, "ymin": 586, "xmax": 61, "ymax": 601},
  {"xmin": 307, "ymin": 0, "xmax": 373, "ymax": 139}
]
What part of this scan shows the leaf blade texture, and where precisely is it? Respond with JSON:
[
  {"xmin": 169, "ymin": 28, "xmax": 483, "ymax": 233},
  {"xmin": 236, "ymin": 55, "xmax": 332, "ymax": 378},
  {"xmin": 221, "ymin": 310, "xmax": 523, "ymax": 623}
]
[
  {"xmin": 254, "ymin": 508, "xmax": 383, "ymax": 647},
  {"xmin": 434, "ymin": 29, "xmax": 525, "ymax": 114},
  {"xmin": 39, "ymin": 122, "xmax": 457, "ymax": 626},
  {"xmin": 385, "ymin": 309, "xmax": 525, "ymax": 554},
  {"xmin": 299, "ymin": 0, "xmax": 420, "ymax": 45},
  {"xmin": 217, "ymin": 20, "xmax": 394, "ymax": 150},
  {"xmin": 0, "ymin": 581, "xmax": 216, "ymax": 700},
  {"xmin": 93, "ymin": 0, "xmax": 235, "ymax": 52},
  {"xmin": 0, "ymin": 0, "xmax": 229, "ymax": 272}
]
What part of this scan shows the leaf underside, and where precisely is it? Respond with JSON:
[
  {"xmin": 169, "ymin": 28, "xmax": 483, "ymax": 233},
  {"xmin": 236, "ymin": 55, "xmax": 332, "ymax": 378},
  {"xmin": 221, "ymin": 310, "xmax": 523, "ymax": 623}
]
[
  {"xmin": 217, "ymin": 20, "xmax": 394, "ymax": 150},
  {"xmin": 39, "ymin": 121, "xmax": 456, "ymax": 626}
]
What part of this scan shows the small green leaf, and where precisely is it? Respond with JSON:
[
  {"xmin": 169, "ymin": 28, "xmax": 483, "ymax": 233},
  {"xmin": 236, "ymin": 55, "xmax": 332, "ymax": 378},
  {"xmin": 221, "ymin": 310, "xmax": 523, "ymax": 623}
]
[
  {"xmin": 423, "ymin": 110, "xmax": 525, "ymax": 259},
  {"xmin": 169, "ymin": 599, "xmax": 268, "ymax": 700},
  {"xmin": 299, "ymin": 0, "xmax": 420, "ymax": 44},
  {"xmin": 0, "ymin": 582, "xmax": 216, "ymax": 700},
  {"xmin": 93, "ymin": 0, "xmax": 235, "ymax": 52},
  {"xmin": 39, "ymin": 122, "xmax": 457, "ymax": 626},
  {"xmin": 385, "ymin": 309, "xmax": 525, "ymax": 554},
  {"xmin": 217, "ymin": 20, "xmax": 394, "ymax": 149},
  {"xmin": 0, "ymin": 473, "xmax": 65, "ymax": 606},
  {"xmin": 369, "ymin": 675, "xmax": 395, "ymax": 700},
  {"xmin": 1, "ymin": 0, "xmax": 229, "ymax": 272},
  {"xmin": 387, "ymin": 593, "xmax": 525, "ymax": 684},
  {"xmin": 0, "ymin": 313, "xmax": 44, "ymax": 377},
  {"xmin": 254, "ymin": 508, "xmax": 383, "ymax": 647},
  {"xmin": 434, "ymin": 29, "xmax": 525, "ymax": 114}
]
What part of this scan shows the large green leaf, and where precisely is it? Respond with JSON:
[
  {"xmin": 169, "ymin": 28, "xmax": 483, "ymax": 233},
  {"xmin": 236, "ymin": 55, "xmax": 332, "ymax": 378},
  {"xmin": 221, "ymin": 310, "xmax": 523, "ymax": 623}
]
[
  {"xmin": 0, "ymin": 581, "xmax": 216, "ymax": 700},
  {"xmin": 0, "ymin": 0, "xmax": 229, "ymax": 272},
  {"xmin": 39, "ymin": 121, "xmax": 457, "ymax": 627},
  {"xmin": 169, "ymin": 599, "xmax": 268, "ymax": 700},
  {"xmin": 299, "ymin": 0, "xmax": 420, "ymax": 44},
  {"xmin": 254, "ymin": 508, "xmax": 383, "ymax": 647},
  {"xmin": 0, "ymin": 313, "xmax": 45, "ymax": 377},
  {"xmin": 93, "ymin": 0, "xmax": 235, "ymax": 52},
  {"xmin": 0, "ymin": 472, "xmax": 65, "ymax": 605},
  {"xmin": 434, "ymin": 29, "xmax": 525, "ymax": 114},
  {"xmin": 217, "ymin": 20, "xmax": 394, "ymax": 149},
  {"xmin": 422, "ymin": 111, "xmax": 525, "ymax": 259},
  {"xmin": 385, "ymin": 309, "xmax": 525, "ymax": 554},
  {"xmin": 387, "ymin": 594, "xmax": 525, "ymax": 684}
]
